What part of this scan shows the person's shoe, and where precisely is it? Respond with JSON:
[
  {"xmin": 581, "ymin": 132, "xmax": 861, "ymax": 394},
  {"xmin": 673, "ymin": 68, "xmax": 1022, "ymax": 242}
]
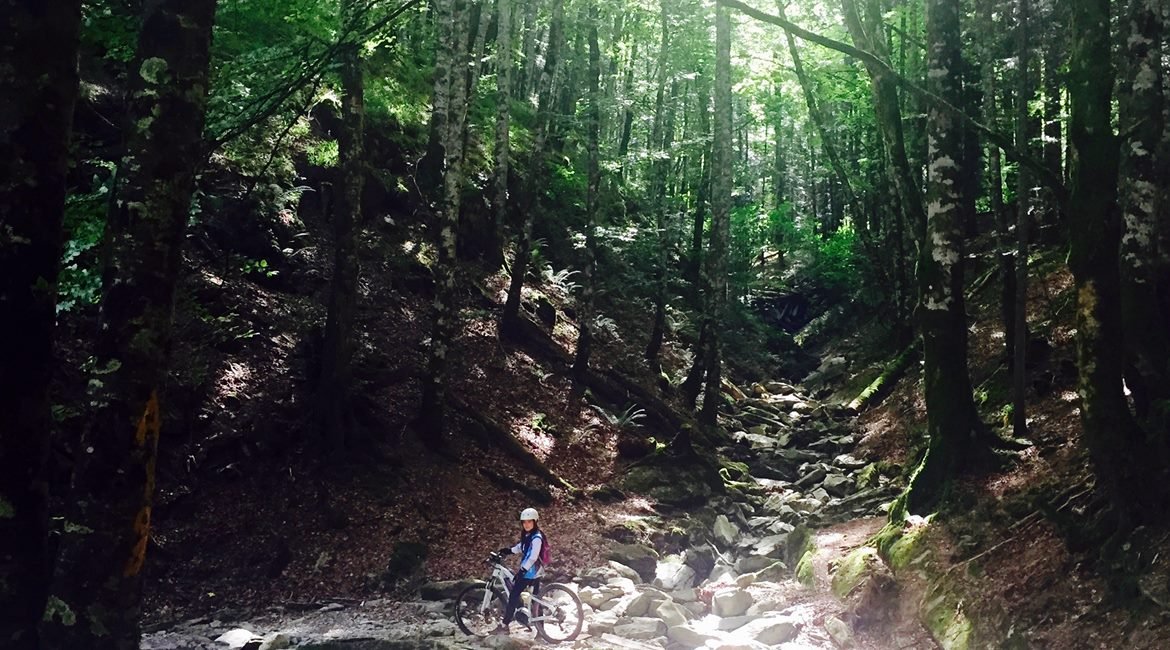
[{"xmin": 491, "ymin": 623, "xmax": 510, "ymax": 636}]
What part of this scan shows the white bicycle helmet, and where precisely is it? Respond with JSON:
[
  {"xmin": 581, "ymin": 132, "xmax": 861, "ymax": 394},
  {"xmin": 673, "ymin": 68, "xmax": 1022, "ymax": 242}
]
[{"xmin": 519, "ymin": 507, "xmax": 539, "ymax": 521}]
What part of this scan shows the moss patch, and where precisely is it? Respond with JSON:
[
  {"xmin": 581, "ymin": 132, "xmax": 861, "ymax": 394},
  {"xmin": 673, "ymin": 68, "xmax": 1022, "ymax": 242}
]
[
  {"xmin": 831, "ymin": 546, "xmax": 883, "ymax": 599},
  {"xmin": 922, "ymin": 586, "xmax": 973, "ymax": 650},
  {"xmin": 796, "ymin": 549, "xmax": 816, "ymax": 587}
]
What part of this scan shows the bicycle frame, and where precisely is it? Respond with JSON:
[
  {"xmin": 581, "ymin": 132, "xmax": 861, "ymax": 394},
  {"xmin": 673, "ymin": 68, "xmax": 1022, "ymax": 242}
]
[{"xmin": 483, "ymin": 560, "xmax": 559, "ymax": 624}]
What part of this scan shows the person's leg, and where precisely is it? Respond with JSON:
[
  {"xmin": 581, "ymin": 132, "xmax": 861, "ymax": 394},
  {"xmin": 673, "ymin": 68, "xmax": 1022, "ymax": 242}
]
[{"xmin": 500, "ymin": 577, "xmax": 530, "ymax": 629}]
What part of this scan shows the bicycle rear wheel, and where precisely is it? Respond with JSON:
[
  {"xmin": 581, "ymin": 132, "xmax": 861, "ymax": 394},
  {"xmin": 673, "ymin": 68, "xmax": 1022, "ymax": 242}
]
[
  {"xmin": 454, "ymin": 583, "xmax": 506, "ymax": 637},
  {"xmin": 534, "ymin": 583, "xmax": 583, "ymax": 643}
]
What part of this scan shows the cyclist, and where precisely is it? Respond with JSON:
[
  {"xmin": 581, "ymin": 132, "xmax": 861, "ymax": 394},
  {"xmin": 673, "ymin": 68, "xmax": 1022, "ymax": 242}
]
[{"xmin": 492, "ymin": 507, "xmax": 545, "ymax": 635}]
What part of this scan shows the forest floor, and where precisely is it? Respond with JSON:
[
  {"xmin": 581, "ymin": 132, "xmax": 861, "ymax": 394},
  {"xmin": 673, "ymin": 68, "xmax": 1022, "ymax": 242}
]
[{"xmin": 114, "ymin": 188, "xmax": 1170, "ymax": 649}]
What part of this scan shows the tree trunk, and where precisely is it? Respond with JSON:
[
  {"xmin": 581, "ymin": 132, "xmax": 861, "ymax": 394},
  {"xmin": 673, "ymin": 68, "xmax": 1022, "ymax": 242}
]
[
  {"xmin": 1041, "ymin": 0, "xmax": 1064, "ymax": 238},
  {"xmin": 842, "ymin": 0, "xmax": 927, "ymax": 243},
  {"xmin": 1119, "ymin": 0, "xmax": 1170, "ymax": 422},
  {"xmin": 980, "ymin": 0, "xmax": 1017, "ymax": 368},
  {"xmin": 421, "ymin": 0, "xmax": 457, "ymax": 194},
  {"xmin": 0, "ymin": 3, "xmax": 82, "ymax": 648},
  {"xmin": 572, "ymin": 4, "xmax": 602, "ymax": 380},
  {"xmin": 318, "ymin": 0, "xmax": 367, "ymax": 452},
  {"xmin": 420, "ymin": 0, "xmax": 472, "ymax": 439},
  {"xmin": 517, "ymin": 0, "xmax": 539, "ymax": 97},
  {"xmin": 501, "ymin": 0, "xmax": 565, "ymax": 337},
  {"xmin": 492, "ymin": 0, "xmax": 513, "ymax": 258},
  {"xmin": 1066, "ymin": 0, "xmax": 1164, "ymax": 518},
  {"xmin": 687, "ymin": 81, "xmax": 711, "ymax": 290},
  {"xmin": 1012, "ymin": 0, "xmax": 1031, "ymax": 439},
  {"xmin": 644, "ymin": 3, "xmax": 675, "ymax": 369},
  {"xmin": 783, "ymin": 3, "xmax": 858, "ymax": 217},
  {"xmin": 905, "ymin": 0, "xmax": 984, "ymax": 513},
  {"xmin": 40, "ymin": 2, "xmax": 217, "ymax": 647},
  {"xmin": 617, "ymin": 39, "xmax": 638, "ymax": 173},
  {"xmin": 701, "ymin": 4, "xmax": 733, "ymax": 426}
]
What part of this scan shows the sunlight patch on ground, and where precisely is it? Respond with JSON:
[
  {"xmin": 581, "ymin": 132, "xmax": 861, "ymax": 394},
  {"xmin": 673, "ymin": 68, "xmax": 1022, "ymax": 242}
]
[
  {"xmin": 216, "ymin": 361, "xmax": 253, "ymax": 400},
  {"xmin": 1060, "ymin": 391, "xmax": 1079, "ymax": 403}
]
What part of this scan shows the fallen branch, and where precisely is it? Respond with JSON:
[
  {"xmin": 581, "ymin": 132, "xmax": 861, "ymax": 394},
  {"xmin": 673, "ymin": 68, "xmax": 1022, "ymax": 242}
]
[
  {"xmin": 451, "ymin": 394, "xmax": 577, "ymax": 495},
  {"xmin": 846, "ymin": 344, "xmax": 918, "ymax": 413}
]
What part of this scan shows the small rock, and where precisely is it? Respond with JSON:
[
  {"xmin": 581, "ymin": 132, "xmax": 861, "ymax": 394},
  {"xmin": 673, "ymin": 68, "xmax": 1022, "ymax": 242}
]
[
  {"xmin": 794, "ymin": 467, "xmax": 828, "ymax": 489},
  {"xmin": 215, "ymin": 629, "xmax": 260, "ymax": 649},
  {"xmin": 588, "ymin": 610, "xmax": 621, "ymax": 635},
  {"xmin": 822, "ymin": 474, "xmax": 854, "ymax": 497},
  {"xmin": 624, "ymin": 590, "xmax": 665, "ymax": 617},
  {"xmin": 739, "ymin": 616, "xmax": 799, "ymax": 645},
  {"xmin": 318, "ymin": 602, "xmax": 345, "ymax": 612},
  {"xmin": 667, "ymin": 623, "xmax": 721, "ymax": 648},
  {"xmin": 612, "ymin": 617, "xmax": 668, "ymax": 640},
  {"xmin": 606, "ymin": 543, "xmax": 660, "ymax": 583},
  {"xmin": 653, "ymin": 600, "xmax": 693, "ymax": 627},
  {"xmin": 712, "ymin": 588, "xmax": 754, "ymax": 617},
  {"xmin": 654, "ymin": 555, "xmax": 696, "ymax": 591},
  {"xmin": 825, "ymin": 615, "xmax": 854, "ymax": 648},
  {"xmin": 608, "ymin": 576, "xmax": 637, "ymax": 593},
  {"xmin": 734, "ymin": 555, "xmax": 775, "ymax": 575},
  {"xmin": 717, "ymin": 615, "xmax": 757, "ymax": 631},
  {"xmin": 608, "ymin": 560, "xmax": 643, "ymax": 583},
  {"xmin": 257, "ymin": 633, "xmax": 291, "ymax": 650},
  {"xmin": 834, "ymin": 454, "xmax": 868, "ymax": 470},
  {"xmin": 713, "ymin": 515, "xmax": 740, "ymax": 548}
]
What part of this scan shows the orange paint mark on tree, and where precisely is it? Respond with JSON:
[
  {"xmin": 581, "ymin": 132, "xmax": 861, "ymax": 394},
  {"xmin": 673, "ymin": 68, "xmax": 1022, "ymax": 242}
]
[{"xmin": 125, "ymin": 390, "xmax": 161, "ymax": 577}]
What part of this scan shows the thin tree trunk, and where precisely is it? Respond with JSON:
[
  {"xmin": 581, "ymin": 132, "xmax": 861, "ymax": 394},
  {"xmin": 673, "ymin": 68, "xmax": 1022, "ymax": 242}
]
[
  {"xmin": 981, "ymin": 0, "xmax": 1016, "ymax": 367},
  {"xmin": 1012, "ymin": 0, "xmax": 1031, "ymax": 439},
  {"xmin": 701, "ymin": 4, "xmax": 733, "ymax": 426},
  {"xmin": 905, "ymin": 0, "xmax": 984, "ymax": 513},
  {"xmin": 0, "ymin": 3, "xmax": 82, "ymax": 648},
  {"xmin": 318, "ymin": 0, "xmax": 367, "ymax": 452},
  {"xmin": 645, "ymin": 2, "xmax": 675, "ymax": 368},
  {"xmin": 1066, "ymin": 0, "xmax": 1163, "ymax": 519},
  {"xmin": 1041, "ymin": 0, "xmax": 1064, "ymax": 238},
  {"xmin": 492, "ymin": 0, "xmax": 513, "ymax": 257},
  {"xmin": 782, "ymin": 2, "xmax": 858, "ymax": 216},
  {"xmin": 421, "ymin": 0, "xmax": 457, "ymax": 193},
  {"xmin": 420, "ymin": 0, "xmax": 472, "ymax": 439},
  {"xmin": 617, "ymin": 39, "xmax": 638, "ymax": 173},
  {"xmin": 572, "ymin": 4, "xmax": 602, "ymax": 380},
  {"xmin": 841, "ymin": 0, "xmax": 927, "ymax": 243},
  {"xmin": 41, "ymin": 2, "xmax": 217, "ymax": 647},
  {"xmin": 517, "ymin": 0, "xmax": 539, "ymax": 97},
  {"xmin": 687, "ymin": 82, "xmax": 711, "ymax": 290},
  {"xmin": 1119, "ymin": 0, "xmax": 1170, "ymax": 422},
  {"xmin": 501, "ymin": 0, "xmax": 565, "ymax": 337}
]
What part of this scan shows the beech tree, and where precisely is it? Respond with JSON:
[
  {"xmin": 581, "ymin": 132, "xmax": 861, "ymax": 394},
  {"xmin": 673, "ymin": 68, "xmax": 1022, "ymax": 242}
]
[{"xmin": 41, "ymin": 1, "xmax": 218, "ymax": 647}]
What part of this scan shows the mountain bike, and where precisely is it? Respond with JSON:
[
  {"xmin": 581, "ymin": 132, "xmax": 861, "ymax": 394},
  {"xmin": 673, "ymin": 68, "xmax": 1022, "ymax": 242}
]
[{"xmin": 454, "ymin": 551, "xmax": 583, "ymax": 643}]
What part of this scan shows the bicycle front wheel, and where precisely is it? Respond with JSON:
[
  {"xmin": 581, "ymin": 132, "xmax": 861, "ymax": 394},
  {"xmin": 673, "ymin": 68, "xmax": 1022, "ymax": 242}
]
[
  {"xmin": 454, "ymin": 582, "xmax": 506, "ymax": 637},
  {"xmin": 534, "ymin": 583, "xmax": 584, "ymax": 643}
]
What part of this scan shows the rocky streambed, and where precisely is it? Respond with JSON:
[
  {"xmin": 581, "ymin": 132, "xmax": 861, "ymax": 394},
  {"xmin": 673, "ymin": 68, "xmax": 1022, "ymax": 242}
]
[{"xmin": 143, "ymin": 380, "xmax": 935, "ymax": 650}]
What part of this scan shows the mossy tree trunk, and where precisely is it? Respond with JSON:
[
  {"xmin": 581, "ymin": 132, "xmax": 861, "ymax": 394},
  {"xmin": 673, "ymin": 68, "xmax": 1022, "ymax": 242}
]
[
  {"xmin": 1118, "ymin": 0, "xmax": 1170, "ymax": 423},
  {"xmin": 318, "ymin": 0, "xmax": 366, "ymax": 452},
  {"xmin": 700, "ymin": 4, "xmax": 733, "ymax": 426},
  {"xmin": 905, "ymin": 0, "xmax": 984, "ymax": 513},
  {"xmin": 41, "ymin": 2, "xmax": 217, "ymax": 647},
  {"xmin": 1066, "ymin": 0, "xmax": 1166, "ymax": 518},
  {"xmin": 0, "ymin": 2, "xmax": 83, "ymax": 647}
]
